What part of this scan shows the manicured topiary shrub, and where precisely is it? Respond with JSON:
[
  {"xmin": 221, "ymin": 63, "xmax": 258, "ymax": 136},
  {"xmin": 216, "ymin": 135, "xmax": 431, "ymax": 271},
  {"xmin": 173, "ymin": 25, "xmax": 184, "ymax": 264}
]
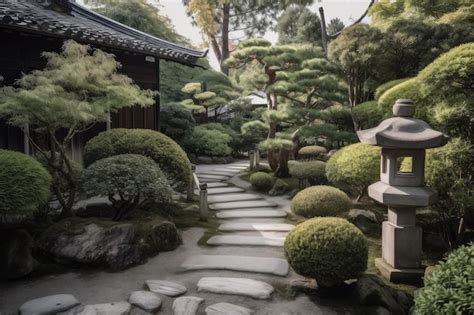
[
  {"xmin": 249, "ymin": 172, "xmax": 274, "ymax": 191},
  {"xmin": 414, "ymin": 243, "xmax": 473, "ymax": 314},
  {"xmin": 182, "ymin": 125, "xmax": 232, "ymax": 157},
  {"xmin": 298, "ymin": 145, "xmax": 327, "ymax": 160},
  {"xmin": 291, "ymin": 185, "xmax": 352, "ymax": 218},
  {"xmin": 82, "ymin": 154, "xmax": 173, "ymax": 220},
  {"xmin": 352, "ymin": 101, "xmax": 383, "ymax": 129},
  {"xmin": 269, "ymin": 179, "xmax": 290, "ymax": 196},
  {"xmin": 289, "ymin": 160, "xmax": 327, "ymax": 185},
  {"xmin": 0, "ymin": 150, "xmax": 51, "ymax": 216},
  {"xmin": 326, "ymin": 143, "xmax": 380, "ymax": 198},
  {"xmin": 284, "ymin": 217, "xmax": 368, "ymax": 287},
  {"xmin": 83, "ymin": 129, "xmax": 191, "ymax": 191},
  {"xmin": 374, "ymin": 78, "xmax": 410, "ymax": 101}
]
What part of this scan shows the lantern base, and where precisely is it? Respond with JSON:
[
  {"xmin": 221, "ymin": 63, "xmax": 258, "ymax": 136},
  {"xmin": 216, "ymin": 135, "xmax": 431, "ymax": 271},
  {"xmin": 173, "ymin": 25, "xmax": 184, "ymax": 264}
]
[{"xmin": 375, "ymin": 258, "xmax": 425, "ymax": 286}]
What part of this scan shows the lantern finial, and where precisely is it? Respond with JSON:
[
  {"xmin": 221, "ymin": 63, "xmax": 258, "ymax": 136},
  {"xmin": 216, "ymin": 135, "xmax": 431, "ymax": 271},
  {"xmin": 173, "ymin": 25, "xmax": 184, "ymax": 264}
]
[{"xmin": 393, "ymin": 99, "xmax": 415, "ymax": 117}]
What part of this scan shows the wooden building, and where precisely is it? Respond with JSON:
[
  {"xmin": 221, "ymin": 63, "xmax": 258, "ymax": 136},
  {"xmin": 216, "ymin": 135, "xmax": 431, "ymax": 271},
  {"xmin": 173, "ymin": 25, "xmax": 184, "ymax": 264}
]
[{"xmin": 0, "ymin": 0, "xmax": 207, "ymax": 158}]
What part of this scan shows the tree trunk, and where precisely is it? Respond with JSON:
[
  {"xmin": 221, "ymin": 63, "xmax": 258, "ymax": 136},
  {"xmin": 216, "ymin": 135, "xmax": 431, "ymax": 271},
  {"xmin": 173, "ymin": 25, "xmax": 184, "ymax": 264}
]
[
  {"xmin": 274, "ymin": 149, "xmax": 290, "ymax": 178},
  {"xmin": 318, "ymin": 7, "xmax": 328, "ymax": 55},
  {"xmin": 220, "ymin": 3, "xmax": 230, "ymax": 75}
]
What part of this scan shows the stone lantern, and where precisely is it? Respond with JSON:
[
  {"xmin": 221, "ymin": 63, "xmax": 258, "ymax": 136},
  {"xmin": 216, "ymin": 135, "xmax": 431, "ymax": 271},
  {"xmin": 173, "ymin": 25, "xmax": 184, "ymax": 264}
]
[{"xmin": 357, "ymin": 99, "xmax": 447, "ymax": 284}]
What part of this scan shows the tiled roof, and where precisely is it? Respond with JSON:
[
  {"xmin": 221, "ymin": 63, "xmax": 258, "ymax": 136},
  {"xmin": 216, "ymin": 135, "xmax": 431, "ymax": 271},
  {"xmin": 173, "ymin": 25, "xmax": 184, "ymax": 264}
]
[{"xmin": 0, "ymin": 0, "xmax": 208, "ymax": 66}]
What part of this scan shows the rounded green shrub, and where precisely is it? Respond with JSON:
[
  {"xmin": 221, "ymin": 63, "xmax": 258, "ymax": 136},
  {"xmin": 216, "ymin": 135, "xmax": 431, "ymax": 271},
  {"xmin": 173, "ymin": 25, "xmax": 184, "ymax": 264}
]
[
  {"xmin": 297, "ymin": 145, "xmax": 327, "ymax": 160},
  {"xmin": 160, "ymin": 102, "xmax": 195, "ymax": 143},
  {"xmin": 83, "ymin": 128, "xmax": 191, "ymax": 191},
  {"xmin": 183, "ymin": 125, "xmax": 232, "ymax": 157},
  {"xmin": 374, "ymin": 78, "xmax": 410, "ymax": 101},
  {"xmin": 82, "ymin": 154, "xmax": 173, "ymax": 220},
  {"xmin": 0, "ymin": 150, "xmax": 51, "ymax": 216},
  {"xmin": 414, "ymin": 243, "xmax": 473, "ymax": 314},
  {"xmin": 289, "ymin": 160, "xmax": 327, "ymax": 185},
  {"xmin": 284, "ymin": 217, "xmax": 368, "ymax": 287},
  {"xmin": 249, "ymin": 172, "xmax": 274, "ymax": 191},
  {"xmin": 352, "ymin": 101, "xmax": 383, "ymax": 129},
  {"xmin": 269, "ymin": 178, "xmax": 290, "ymax": 196},
  {"xmin": 326, "ymin": 143, "xmax": 380, "ymax": 195},
  {"xmin": 291, "ymin": 185, "xmax": 352, "ymax": 218}
]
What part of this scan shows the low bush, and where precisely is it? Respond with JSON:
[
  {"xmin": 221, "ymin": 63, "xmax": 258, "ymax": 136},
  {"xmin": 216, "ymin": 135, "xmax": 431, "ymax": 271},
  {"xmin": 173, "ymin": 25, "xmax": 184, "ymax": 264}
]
[
  {"xmin": 414, "ymin": 243, "xmax": 473, "ymax": 314},
  {"xmin": 160, "ymin": 102, "xmax": 195, "ymax": 144},
  {"xmin": 249, "ymin": 172, "xmax": 274, "ymax": 191},
  {"xmin": 254, "ymin": 164, "xmax": 272, "ymax": 173},
  {"xmin": 83, "ymin": 128, "xmax": 191, "ymax": 191},
  {"xmin": 198, "ymin": 123, "xmax": 242, "ymax": 155},
  {"xmin": 284, "ymin": 217, "xmax": 368, "ymax": 287},
  {"xmin": 0, "ymin": 150, "xmax": 51, "ymax": 216},
  {"xmin": 291, "ymin": 185, "xmax": 352, "ymax": 218},
  {"xmin": 269, "ymin": 179, "xmax": 290, "ymax": 196},
  {"xmin": 297, "ymin": 145, "xmax": 327, "ymax": 160},
  {"xmin": 289, "ymin": 160, "xmax": 327, "ymax": 185},
  {"xmin": 374, "ymin": 78, "xmax": 410, "ymax": 101},
  {"xmin": 182, "ymin": 126, "xmax": 232, "ymax": 157},
  {"xmin": 82, "ymin": 154, "xmax": 173, "ymax": 220},
  {"xmin": 352, "ymin": 101, "xmax": 383, "ymax": 129}
]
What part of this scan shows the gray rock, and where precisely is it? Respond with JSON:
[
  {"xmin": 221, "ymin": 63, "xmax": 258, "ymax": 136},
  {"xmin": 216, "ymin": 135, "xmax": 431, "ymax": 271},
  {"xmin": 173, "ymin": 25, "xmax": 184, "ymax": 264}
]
[
  {"xmin": 129, "ymin": 291, "xmax": 161, "ymax": 312},
  {"xmin": 19, "ymin": 294, "xmax": 80, "ymax": 315},
  {"xmin": 197, "ymin": 277, "xmax": 274, "ymax": 299},
  {"xmin": 0, "ymin": 229, "xmax": 38, "ymax": 279},
  {"xmin": 172, "ymin": 296, "xmax": 203, "ymax": 315},
  {"xmin": 348, "ymin": 209, "xmax": 378, "ymax": 233},
  {"xmin": 205, "ymin": 302, "xmax": 253, "ymax": 315},
  {"xmin": 150, "ymin": 221, "xmax": 182, "ymax": 252},
  {"xmin": 145, "ymin": 280, "xmax": 187, "ymax": 297},
  {"xmin": 76, "ymin": 302, "xmax": 131, "ymax": 315},
  {"xmin": 289, "ymin": 279, "xmax": 318, "ymax": 293},
  {"xmin": 374, "ymin": 307, "xmax": 391, "ymax": 315}
]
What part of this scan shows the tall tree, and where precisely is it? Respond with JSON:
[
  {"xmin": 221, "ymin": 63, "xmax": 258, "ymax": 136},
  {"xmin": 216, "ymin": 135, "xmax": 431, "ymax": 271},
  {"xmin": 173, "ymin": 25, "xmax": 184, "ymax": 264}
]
[
  {"xmin": 327, "ymin": 18, "xmax": 345, "ymax": 36},
  {"xmin": 277, "ymin": 6, "xmax": 322, "ymax": 45}
]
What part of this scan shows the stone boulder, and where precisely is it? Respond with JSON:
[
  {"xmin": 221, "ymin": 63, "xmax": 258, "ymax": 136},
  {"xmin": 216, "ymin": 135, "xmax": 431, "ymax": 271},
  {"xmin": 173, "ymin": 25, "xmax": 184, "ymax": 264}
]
[
  {"xmin": 151, "ymin": 221, "xmax": 182, "ymax": 252},
  {"xmin": 348, "ymin": 209, "xmax": 379, "ymax": 233},
  {"xmin": 0, "ymin": 229, "xmax": 38, "ymax": 279}
]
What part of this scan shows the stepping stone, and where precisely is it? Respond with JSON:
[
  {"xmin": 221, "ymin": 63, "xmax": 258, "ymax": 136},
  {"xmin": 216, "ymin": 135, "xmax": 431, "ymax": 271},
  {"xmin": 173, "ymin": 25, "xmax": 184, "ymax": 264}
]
[
  {"xmin": 129, "ymin": 291, "xmax": 161, "ymax": 312},
  {"xmin": 77, "ymin": 302, "xmax": 131, "ymax": 315},
  {"xmin": 216, "ymin": 210, "xmax": 287, "ymax": 219},
  {"xmin": 180, "ymin": 255, "xmax": 289, "ymax": 276},
  {"xmin": 205, "ymin": 302, "xmax": 253, "ymax": 315},
  {"xmin": 200, "ymin": 178, "xmax": 226, "ymax": 183},
  {"xmin": 198, "ymin": 171, "xmax": 236, "ymax": 176},
  {"xmin": 209, "ymin": 200, "xmax": 277, "ymax": 210},
  {"xmin": 145, "ymin": 280, "xmax": 187, "ymax": 297},
  {"xmin": 231, "ymin": 163, "xmax": 250, "ymax": 167},
  {"xmin": 208, "ymin": 193, "xmax": 263, "ymax": 204},
  {"xmin": 197, "ymin": 277, "xmax": 274, "ymax": 299},
  {"xmin": 218, "ymin": 222, "xmax": 295, "ymax": 232},
  {"xmin": 226, "ymin": 166, "xmax": 248, "ymax": 170},
  {"xmin": 19, "ymin": 294, "xmax": 80, "ymax": 315},
  {"xmin": 172, "ymin": 296, "xmax": 203, "ymax": 315},
  {"xmin": 207, "ymin": 187, "xmax": 245, "ymax": 195},
  {"xmin": 205, "ymin": 182, "xmax": 229, "ymax": 188},
  {"xmin": 197, "ymin": 174, "xmax": 229, "ymax": 180},
  {"xmin": 214, "ymin": 168, "xmax": 241, "ymax": 173},
  {"xmin": 207, "ymin": 235, "xmax": 285, "ymax": 247}
]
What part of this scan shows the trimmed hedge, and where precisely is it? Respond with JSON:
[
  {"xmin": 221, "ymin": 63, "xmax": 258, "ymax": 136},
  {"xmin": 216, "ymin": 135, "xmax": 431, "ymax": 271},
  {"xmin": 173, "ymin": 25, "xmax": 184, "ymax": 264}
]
[
  {"xmin": 374, "ymin": 78, "xmax": 410, "ymax": 101},
  {"xmin": 289, "ymin": 160, "xmax": 327, "ymax": 185},
  {"xmin": 249, "ymin": 172, "xmax": 274, "ymax": 191},
  {"xmin": 291, "ymin": 185, "xmax": 352, "ymax": 218},
  {"xmin": 414, "ymin": 243, "xmax": 474, "ymax": 314},
  {"xmin": 284, "ymin": 217, "xmax": 368, "ymax": 287},
  {"xmin": 183, "ymin": 125, "xmax": 232, "ymax": 157},
  {"xmin": 352, "ymin": 101, "xmax": 383, "ymax": 129},
  {"xmin": 83, "ymin": 128, "xmax": 191, "ymax": 191},
  {"xmin": 297, "ymin": 145, "xmax": 328, "ymax": 160},
  {"xmin": 0, "ymin": 150, "xmax": 51, "ymax": 216}
]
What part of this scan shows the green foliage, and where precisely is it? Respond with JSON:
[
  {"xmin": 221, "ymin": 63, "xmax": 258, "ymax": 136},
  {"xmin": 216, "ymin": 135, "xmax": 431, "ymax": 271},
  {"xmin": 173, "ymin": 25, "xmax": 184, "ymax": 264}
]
[
  {"xmin": 284, "ymin": 217, "xmax": 368, "ymax": 287},
  {"xmin": 0, "ymin": 150, "xmax": 51, "ymax": 216},
  {"xmin": 414, "ymin": 243, "xmax": 474, "ymax": 314},
  {"xmin": 375, "ymin": 78, "xmax": 410, "ymax": 101},
  {"xmin": 183, "ymin": 125, "xmax": 232, "ymax": 157},
  {"xmin": 82, "ymin": 154, "xmax": 173, "ymax": 220},
  {"xmin": 277, "ymin": 6, "xmax": 321, "ymax": 45},
  {"xmin": 439, "ymin": 4, "xmax": 474, "ymax": 25},
  {"xmin": 259, "ymin": 138, "xmax": 294, "ymax": 151},
  {"xmin": 159, "ymin": 102, "xmax": 195, "ymax": 144},
  {"xmin": 326, "ymin": 143, "xmax": 380, "ymax": 195},
  {"xmin": 249, "ymin": 172, "xmax": 274, "ymax": 191},
  {"xmin": 291, "ymin": 185, "xmax": 352, "ymax": 218},
  {"xmin": 270, "ymin": 178, "xmax": 290, "ymax": 196},
  {"xmin": 320, "ymin": 105, "xmax": 354, "ymax": 132},
  {"xmin": 352, "ymin": 101, "xmax": 383, "ymax": 129},
  {"xmin": 299, "ymin": 123, "xmax": 358, "ymax": 148},
  {"xmin": 297, "ymin": 146, "xmax": 327, "ymax": 160},
  {"xmin": 327, "ymin": 18, "xmax": 345, "ymax": 36},
  {"xmin": 83, "ymin": 129, "xmax": 191, "ymax": 191},
  {"xmin": 289, "ymin": 160, "xmax": 327, "ymax": 185}
]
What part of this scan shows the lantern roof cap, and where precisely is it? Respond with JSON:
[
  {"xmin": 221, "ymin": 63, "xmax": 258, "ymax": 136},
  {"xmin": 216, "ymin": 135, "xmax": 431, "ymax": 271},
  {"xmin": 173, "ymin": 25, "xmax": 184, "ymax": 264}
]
[{"xmin": 357, "ymin": 99, "xmax": 448, "ymax": 149}]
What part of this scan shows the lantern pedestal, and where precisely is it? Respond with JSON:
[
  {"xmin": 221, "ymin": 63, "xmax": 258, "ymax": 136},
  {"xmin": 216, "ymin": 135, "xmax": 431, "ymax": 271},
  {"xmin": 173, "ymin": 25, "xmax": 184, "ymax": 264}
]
[{"xmin": 375, "ymin": 258, "xmax": 425, "ymax": 285}]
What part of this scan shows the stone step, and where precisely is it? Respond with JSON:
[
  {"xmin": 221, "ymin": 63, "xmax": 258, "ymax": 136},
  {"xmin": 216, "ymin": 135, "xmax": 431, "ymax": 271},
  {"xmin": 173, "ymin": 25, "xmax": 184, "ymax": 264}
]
[
  {"xmin": 209, "ymin": 200, "xmax": 277, "ymax": 210},
  {"xmin": 200, "ymin": 179, "xmax": 226, "ymax": 183},
  {"xmin": 226, "ymin": 166, "xmax": 248, "ymax": 170},
  {"xmin": 197, "ymin": 174, "xmax": 230, "ymax": 180},
  {"xmin": 214, "ymin": 168, "xmax": 241, "ymax": 173},
  {"xmin": 216, "ymin": 210, "xmax": 287, "ymax": 219},
  {"xmin": 205, "ymin": 303, "xmax": 253, "ymax": 315},
  {"xmin": 205, "ymin": 182, "xmax": 229, "ymax": 188},
  {"xmin": 197, "ymin": 277, "xmax": 274, "ymax": 300},
  {"xmin": 172, "ymin": 296, "xmax": 203, "ymax": 315},
  {"xmin": 180, "ymin": 254, "xmax": 289, "ymax": 276},
  {"xmin": 218, "ymin": 222, "xmax": 295, "ymax": 232},
  {"xmin": 207, "ymin": 235, "xmax": 285, "ymax": 247},
  {"xmin": 208, "ymin": 193, "xmax": 263, "ymax": 204},
  {"xmin": 198, "ymin": 171, "xmax": 235, "ymax": 177},
  {"xmin": 206, "ymin": 187, "xmax": 245, "ymax": 195},
  {"xmin": 231, "ymin": 163, "xmax": 250, "ymax": 167}
]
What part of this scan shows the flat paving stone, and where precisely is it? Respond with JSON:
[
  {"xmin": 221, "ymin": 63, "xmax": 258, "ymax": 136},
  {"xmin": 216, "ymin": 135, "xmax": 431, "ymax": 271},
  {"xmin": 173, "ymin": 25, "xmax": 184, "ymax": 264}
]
[
  {"xmin": 200, "ymin": 178, "xmax": 226, "ymax": 183},
  {"xmin": 172, "ymin": 296, "xmax": 203, "ymax": 315},
  {"xmin": 207, "ymin": 187, "xmax": 245, "ymax": 195},
  {"xmin": 214, "ymin": 168, "xmax": 241, "ymax": 173},
  {"xmin": 197, "ymin": 277, "xmax": 274, "ymax": 300},
  {"xmin": 129, "ymin": 291, "xmax": 161, "ymax": 312},
  {"xmin": 198, "ymin": 171, "xmax": 235, "ymax": 177},
  {"xmin": 77, "ymin": 302, "xmax": 131, "ymax": 315},
  {"xmin": 209, "ymin": 200, "xmax": 277, "ymax": 210},
  {"xmin": 19, "ymin": 294, "xmax": 80, "ymax": 315},
  {"xmin": 204, "ymin": 182, "xmax": 229, "ymax": 188},
  {"xmin": 207, "ymin": 235, "xmax": 285, "ymax": 247},
  {"xmin": 216, "ymin": 210, "xmax": 287, "ymax": 219},
  {"xmin": 226, "ymin": 166, "xmax": 248, "ymax": 170},
  {"xmin": 218, "ymin": 222, "xmax": 295, "ymax": 232},
  {"xmin": 205, "ymin": 302, "xmax": 253, "ymax": 315},
  {"xmin": 197, "ymin": 174, "xmax": 230, "ymax": 180},
  {"xmin": 208, "ymin": 193, "xmax": 263, "ymax": 204},
  {"xmin": 180, "ymin": 254, "xmax": 289, "ymax": 276},
  {"xmin": 145, "ymin": 280, "xmax": 187, "ymax": 297}
]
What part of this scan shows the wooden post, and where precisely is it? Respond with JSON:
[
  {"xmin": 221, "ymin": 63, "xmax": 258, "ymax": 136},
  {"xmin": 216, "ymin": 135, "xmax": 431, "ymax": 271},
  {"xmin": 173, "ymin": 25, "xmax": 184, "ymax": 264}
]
[
  {"xmin": 255, "ymin": 149, "xmax": 260, "ymax": 167},
  {"xmin": 199, "ymin": 183, "xmax": 208, "ymax": 220},
  {"xmin": 249, "ymin": 151, "xmax": 255, "ymax": 171},
  {"xmin": 187, "ymin": 165, "xmax": 196, "ymax": 201}
]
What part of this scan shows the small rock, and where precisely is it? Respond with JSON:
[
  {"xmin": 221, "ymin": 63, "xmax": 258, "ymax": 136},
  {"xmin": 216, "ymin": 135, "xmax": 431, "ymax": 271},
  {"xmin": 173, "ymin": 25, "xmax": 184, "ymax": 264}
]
[
  {"xmin": 145, "ymin": 280, "xmax": 187, "ymax": 296},
  {"xmin": 151, "ymin": 221, "xmax": 182, "ymax": 251},
  {"xmin": 0, "ymin": 229, "xmax": 38, "ymax": 279},
  {"xmin": 197, "ymin": 277, "xmax": 274, "ymax": 300},
  {"xmin": 354, "ymin": 275, "xmax": 407, "ymax": 314},
  {"xmin": 77, "ymin": 302, "xmax": 131, "ymax": 315},
  {"xmin": 19, "ymin": 294, "xmax": 80, "ymax": 315},
  {"xmin": 205, "ymin": 302, "xmax": 253, "ymax": 315},
  {"xmin": 172, "ymin": 296, "xmax": 203, "ymax": 315},
  {"xmin": 129, "ymin": 291, "xmax": 161, "ymax": 312},
  {"xmin": 289, "ymin": 278, "xmax": 318, "ymax": 292},
  {"xmin": 348, "ymin": 209, "xmax": 378, "ymax": 233}
]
